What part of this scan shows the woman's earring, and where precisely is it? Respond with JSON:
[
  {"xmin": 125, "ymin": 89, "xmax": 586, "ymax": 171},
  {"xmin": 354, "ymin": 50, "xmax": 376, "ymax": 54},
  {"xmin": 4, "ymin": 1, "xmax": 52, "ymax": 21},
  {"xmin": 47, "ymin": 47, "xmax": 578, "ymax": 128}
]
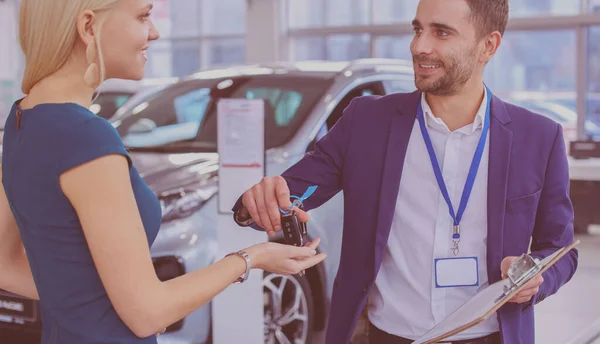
[{"xmin": 84, "ymin": 41, "xmax": 99, "ymax": 87}]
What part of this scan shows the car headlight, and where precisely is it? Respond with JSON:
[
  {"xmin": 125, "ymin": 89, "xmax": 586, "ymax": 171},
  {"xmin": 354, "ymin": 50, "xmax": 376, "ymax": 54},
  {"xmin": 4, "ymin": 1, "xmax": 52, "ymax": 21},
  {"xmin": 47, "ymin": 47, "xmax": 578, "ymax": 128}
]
[{"xmin": 159, "ymin": 185, "xmax": 217, "ymax": 223}]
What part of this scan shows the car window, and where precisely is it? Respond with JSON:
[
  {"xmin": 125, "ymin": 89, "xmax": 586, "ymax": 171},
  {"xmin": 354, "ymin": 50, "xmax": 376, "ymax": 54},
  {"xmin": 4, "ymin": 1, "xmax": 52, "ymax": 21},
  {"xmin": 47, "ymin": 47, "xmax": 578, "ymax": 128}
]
[
  {"xmin": 308, "ymin": 82, "xmax": 385, "ymax": 148},
  {"xmin": 326, "ymin": 81, "xmax": 385, "ymax": 131},
  {"xmin": 174, "ymin": 88, "xmax": 210, "ymax": 124},
  {"xmin": 120, "ymin": 88, "xmax": 210, "ymax": 148},
  {"xmin": 384, "ymin": 79, "xmax": 416, "ymax": 95},
  {"xmin": 116, "ymin": 76, "xmax": 332, "ymax": 150},
  {"xmin": 246, "ymin": 88, "xmax": 303, "ymax": 127},
  {"xmin": 91, "ymin": 92, "xmax": 135, "ymax": 120}
]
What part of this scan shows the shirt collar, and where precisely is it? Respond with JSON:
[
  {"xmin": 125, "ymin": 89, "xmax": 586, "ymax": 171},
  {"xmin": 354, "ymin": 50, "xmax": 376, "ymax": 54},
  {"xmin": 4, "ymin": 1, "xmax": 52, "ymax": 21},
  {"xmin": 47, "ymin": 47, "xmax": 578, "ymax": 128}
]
[{"xmin": 420, "ymin": 89, "xmax": 488, "ymax": 134}]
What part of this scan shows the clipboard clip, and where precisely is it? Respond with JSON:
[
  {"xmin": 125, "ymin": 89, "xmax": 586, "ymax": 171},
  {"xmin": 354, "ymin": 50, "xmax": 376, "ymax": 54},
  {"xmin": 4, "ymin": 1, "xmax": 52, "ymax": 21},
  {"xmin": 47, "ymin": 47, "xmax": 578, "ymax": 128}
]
[{"xmin": 498, "ymin": 254, "xmax": 542, "ymax": 301}]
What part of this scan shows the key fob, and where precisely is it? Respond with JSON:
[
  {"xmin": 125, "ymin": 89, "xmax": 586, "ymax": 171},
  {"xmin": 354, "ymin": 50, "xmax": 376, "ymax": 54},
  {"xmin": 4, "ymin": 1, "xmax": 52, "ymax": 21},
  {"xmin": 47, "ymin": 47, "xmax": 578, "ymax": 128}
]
[{"xmin": 281, "ymin": 210, "xmax": 307, "ymax": 247}]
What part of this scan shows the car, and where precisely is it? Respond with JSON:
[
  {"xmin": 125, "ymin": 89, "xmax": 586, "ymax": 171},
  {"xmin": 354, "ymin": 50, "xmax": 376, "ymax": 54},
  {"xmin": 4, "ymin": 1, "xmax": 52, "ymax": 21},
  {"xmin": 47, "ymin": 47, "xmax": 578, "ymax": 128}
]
[
  {"xmin": 0, "ymin": 58, "xmax": 417, "ymax": 344},
  {"xmin": 91, "ymin": 77, "xmax": 179, "ymax": 120},
  {"xmin": 119, "ymin": 59, "xmax": 417, "ymax": 344}
]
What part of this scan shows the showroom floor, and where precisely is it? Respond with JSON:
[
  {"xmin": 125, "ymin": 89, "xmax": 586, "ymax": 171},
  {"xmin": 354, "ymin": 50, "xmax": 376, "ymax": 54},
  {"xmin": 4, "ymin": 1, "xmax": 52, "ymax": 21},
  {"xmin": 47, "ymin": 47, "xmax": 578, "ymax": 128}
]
[{"xmin": 535, "ymin": 230, "xmax": 600, "ymax": 344}]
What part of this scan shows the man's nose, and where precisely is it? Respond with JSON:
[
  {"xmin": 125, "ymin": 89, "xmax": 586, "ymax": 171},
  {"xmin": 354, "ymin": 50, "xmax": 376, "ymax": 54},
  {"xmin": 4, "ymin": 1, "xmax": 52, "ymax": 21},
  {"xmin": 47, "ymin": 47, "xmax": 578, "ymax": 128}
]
[{"xmin": 411, "ymin": 33, "xmax": 434, "ymax": 56}]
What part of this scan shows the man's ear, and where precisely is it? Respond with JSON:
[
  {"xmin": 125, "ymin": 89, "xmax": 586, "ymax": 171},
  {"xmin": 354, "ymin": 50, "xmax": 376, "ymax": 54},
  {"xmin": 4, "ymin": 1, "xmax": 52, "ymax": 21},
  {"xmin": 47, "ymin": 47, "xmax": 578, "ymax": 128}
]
[{"xmin": 480, "ymin": 31, "xmax": 502, "ymax": 64}]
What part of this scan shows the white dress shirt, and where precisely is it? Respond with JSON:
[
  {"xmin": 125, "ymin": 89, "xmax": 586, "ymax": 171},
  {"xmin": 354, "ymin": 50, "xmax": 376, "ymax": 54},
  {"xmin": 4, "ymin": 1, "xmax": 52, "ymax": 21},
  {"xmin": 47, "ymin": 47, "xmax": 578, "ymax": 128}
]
[{"xmin": 367, "ymin": 90, "xmax": 500, "ymax": 340}]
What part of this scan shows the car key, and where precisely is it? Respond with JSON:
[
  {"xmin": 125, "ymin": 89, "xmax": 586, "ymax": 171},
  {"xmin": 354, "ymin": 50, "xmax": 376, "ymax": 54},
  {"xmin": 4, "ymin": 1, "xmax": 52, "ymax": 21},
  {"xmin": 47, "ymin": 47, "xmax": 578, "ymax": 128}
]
[
  {"xmin": 281, "ymin": 208, "xmax": 308, "ymax": 277},
  {"xmin": 278, "ymin": 186, "xmax": 319, "ymax": 277}
]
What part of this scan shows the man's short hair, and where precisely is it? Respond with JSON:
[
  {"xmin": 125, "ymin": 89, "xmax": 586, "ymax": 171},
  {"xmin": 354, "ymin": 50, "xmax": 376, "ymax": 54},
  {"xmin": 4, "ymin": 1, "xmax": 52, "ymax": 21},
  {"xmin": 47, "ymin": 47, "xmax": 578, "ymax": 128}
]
[{"xmin": 466, "ymin": 0, "xmax": 509, "ymax": 39}]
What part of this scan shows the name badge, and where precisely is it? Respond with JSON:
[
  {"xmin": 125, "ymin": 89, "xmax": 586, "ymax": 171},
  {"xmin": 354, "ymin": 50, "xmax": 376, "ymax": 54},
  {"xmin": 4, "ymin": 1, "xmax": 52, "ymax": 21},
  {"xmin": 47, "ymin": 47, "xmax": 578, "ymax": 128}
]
[{"xmin": 434, "ymin": 257, "xmax": 479, "ymax": 288}]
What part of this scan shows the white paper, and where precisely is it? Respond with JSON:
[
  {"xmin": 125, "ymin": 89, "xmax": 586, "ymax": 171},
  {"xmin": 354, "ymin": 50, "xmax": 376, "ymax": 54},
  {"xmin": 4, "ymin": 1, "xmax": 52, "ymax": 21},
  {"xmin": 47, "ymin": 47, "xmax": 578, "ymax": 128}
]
[
  {"xmin": 217, "ymin": 99, "xmax": 264, "ymax": 168},
  {"xmin": 217, "ymin": 98, "xmax": 265, "ymax": 214},
  {"xmin": 435, "ymin": 257, "xmax": 479, "ymax": 287}
]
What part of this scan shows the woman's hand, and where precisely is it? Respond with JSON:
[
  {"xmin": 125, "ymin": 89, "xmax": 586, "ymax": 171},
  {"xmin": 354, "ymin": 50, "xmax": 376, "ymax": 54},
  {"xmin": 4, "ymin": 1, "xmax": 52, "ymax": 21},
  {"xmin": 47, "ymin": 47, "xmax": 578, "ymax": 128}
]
[{"xmin": 246, "ymin": 238, "xmax": 327, "ymax": 276}]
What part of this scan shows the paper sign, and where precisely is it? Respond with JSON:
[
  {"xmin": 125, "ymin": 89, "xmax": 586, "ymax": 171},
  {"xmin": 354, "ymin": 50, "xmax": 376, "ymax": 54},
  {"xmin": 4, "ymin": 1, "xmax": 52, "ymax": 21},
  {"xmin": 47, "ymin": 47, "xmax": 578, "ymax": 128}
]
[{"xmin": 217, "ymin": 99, "xmax": 265, "ymax": 168}]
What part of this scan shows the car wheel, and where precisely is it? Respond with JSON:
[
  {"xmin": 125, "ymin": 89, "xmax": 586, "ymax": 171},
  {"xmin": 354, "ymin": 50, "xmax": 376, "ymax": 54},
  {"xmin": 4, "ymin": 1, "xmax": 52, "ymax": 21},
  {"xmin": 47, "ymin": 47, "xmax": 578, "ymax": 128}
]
[{"xmin": 263, "ymin": 272, "xmax": 314, "ymax": 344}]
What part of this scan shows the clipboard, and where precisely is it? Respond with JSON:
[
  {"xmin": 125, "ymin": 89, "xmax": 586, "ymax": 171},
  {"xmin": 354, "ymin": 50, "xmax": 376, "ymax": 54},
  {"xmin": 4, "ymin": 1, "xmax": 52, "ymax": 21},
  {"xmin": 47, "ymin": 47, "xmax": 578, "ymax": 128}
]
[{"xmin": 411, "ymin": 240, "xmax": 581, "ymax": 344}]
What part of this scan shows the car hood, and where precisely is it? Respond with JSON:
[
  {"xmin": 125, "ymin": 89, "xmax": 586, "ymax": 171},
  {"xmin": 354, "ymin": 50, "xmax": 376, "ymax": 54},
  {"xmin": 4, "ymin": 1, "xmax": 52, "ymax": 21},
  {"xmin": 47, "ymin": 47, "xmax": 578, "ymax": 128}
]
[{"xmin": 130, "ymin": 151, "xmax": 219, "ymax": 195}]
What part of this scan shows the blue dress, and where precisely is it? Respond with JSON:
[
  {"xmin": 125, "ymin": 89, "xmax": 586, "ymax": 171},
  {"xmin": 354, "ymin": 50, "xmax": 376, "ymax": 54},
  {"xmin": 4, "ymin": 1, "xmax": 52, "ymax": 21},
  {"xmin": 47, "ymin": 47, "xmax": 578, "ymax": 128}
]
[{"xmin": 2, "ymin": 101, "xmax": 162, "ymax": 344}]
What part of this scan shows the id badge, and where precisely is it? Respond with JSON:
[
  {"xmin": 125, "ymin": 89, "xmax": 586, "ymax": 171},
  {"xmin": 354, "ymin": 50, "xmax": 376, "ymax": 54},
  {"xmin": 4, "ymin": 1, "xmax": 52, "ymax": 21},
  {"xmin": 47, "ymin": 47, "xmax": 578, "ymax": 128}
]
[{"xmin": 434, "ymin": 257, "xmax": 479, "ymax": 288}]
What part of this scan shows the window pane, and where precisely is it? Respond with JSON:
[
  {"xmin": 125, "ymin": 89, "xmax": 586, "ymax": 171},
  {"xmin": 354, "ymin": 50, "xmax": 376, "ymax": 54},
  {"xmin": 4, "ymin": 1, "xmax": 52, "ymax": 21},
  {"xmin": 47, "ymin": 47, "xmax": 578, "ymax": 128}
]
[
  {"xmin": 202, "ymin": 0, "xmax": 246, "ymax": 35},
  {"xmin": 294, "ymin": 37, "xmax": 327, "ymax": 61},
  {"xmin": 326, "ymin": 0, "xmax": 369, "ymax": 26},
  {"xmin": 169, "ymin": 0, "xmax": 201, "ymax": 37},
  {"xmin": 146, "ymin": 40, "xmax": 172, "ymax": 78},
  {"xmin": 510, "ymin": 0, "xmax": 579, "ymax": 17},
  {"xmin": 373, "ymin": 0, "xmax": 417, "ymax": 24},
  {"xmin": 151, "ymin": 0, "xmax": 173, "ymax": 38},
  {"xmin": 374, "ymin": 35, "xmax": 413, "ymax": 61},
  {"xmin": 171, "ymin": 40, "xmax": 201, "ymax": 77},
  {"xmin": 204, "ymin": 39, "xmax": 246, "ymax": 67},
  {"xmin": 586, "ymin": 27, "xmax": 600, "ymax": 139},
  {"xmin": 328, "ymin": 34, "xmax": 370, "ymax": 61},
  {"xmin": 288, "ymin": 0, "xmax": 326, "ymax": 28},
  {"xmin": 591, "ymin": 0, "xmax": 600, "ymax": 13},
  {"xmin": 485, "ymin": 30, "xmax": 577, "ymax": 143}
]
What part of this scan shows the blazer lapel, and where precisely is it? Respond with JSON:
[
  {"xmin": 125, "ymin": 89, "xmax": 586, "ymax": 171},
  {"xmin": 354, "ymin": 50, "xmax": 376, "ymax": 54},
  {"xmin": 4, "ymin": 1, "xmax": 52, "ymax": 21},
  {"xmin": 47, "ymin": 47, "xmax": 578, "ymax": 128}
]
[
  {"xmin": 373, "ymin": 91, "xmax": 420, "ymax": 272},
  {"xmin": 486, "ymin": 95, "xmax": 513, "ymax": 284}
]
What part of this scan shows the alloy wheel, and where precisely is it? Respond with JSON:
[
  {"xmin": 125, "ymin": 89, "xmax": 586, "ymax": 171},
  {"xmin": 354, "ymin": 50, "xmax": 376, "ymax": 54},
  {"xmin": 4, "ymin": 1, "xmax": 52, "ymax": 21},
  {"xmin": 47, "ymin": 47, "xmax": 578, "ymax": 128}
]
[{"xmin": 263, "ymin": 273, "xmax": 310, "ymax": 344}]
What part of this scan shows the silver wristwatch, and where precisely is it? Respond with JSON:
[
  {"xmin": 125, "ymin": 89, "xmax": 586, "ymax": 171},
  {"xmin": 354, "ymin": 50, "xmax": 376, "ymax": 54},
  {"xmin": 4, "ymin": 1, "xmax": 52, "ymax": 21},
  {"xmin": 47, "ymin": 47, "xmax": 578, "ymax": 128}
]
[{"xmin": 226, "ymin": 250, "xmax": 251, "ymax": 283}]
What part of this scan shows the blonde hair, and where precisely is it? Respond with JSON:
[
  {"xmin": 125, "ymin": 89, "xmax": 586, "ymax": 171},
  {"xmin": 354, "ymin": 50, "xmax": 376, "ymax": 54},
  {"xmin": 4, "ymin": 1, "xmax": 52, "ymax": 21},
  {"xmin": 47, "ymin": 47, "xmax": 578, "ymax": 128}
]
[{"xmin": 19, "ymin": 0, "xmax": 118, "ymax": 94}]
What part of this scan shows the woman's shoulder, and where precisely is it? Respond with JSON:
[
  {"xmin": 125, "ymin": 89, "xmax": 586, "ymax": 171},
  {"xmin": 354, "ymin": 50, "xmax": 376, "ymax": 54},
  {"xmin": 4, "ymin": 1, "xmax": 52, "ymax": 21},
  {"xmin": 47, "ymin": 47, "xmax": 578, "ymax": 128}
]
[{"xmin": 24, "ymin": 102, "xmax": 132, "ymax": 173}]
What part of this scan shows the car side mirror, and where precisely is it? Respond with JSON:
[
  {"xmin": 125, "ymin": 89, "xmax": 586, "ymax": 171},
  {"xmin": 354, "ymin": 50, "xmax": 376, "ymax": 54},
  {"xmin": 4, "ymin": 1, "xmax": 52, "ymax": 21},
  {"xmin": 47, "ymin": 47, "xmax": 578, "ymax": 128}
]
[{"xmin": 128, "ymin": 118, "xmax": 157, "ymax": 134}]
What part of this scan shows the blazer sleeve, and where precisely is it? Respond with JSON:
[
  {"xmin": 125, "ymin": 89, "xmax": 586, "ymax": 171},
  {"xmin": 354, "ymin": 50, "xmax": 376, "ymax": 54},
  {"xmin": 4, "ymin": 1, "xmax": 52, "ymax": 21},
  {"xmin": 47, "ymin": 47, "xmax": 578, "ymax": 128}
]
[
  {"xmin": 528, "ymin": 123, "xmax": 578, "ymax": 305},
  {"xmin": 231, "ymin": 97, "xmax": 359, "ymax": 230}
]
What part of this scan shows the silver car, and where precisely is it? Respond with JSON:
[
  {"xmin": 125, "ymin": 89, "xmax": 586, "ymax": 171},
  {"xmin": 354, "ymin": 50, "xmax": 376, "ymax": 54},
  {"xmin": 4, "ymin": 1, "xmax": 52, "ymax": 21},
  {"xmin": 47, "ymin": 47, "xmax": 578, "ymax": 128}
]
[
  {"xmin": 119, "ymin": 59, "xmax": 417, "ymax": 344},
  {"xmin": 0, "ymin": 58, "xmax": 416, "ymax": 344}
]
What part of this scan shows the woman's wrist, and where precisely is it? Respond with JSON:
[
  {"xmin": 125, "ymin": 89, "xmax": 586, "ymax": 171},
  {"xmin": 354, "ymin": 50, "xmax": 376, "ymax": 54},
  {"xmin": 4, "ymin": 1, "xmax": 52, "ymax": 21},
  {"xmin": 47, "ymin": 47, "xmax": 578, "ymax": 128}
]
[{"xmin": 244, "ymin": 244, "xmax": 264, "ymax": 270}]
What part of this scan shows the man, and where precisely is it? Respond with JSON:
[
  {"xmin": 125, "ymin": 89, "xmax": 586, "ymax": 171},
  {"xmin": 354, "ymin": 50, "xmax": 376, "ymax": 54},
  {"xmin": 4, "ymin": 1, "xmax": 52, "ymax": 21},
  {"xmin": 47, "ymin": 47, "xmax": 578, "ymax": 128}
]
[{"xmin": 233, "ymin": 0, "xmax": 578, "ymax": 343}]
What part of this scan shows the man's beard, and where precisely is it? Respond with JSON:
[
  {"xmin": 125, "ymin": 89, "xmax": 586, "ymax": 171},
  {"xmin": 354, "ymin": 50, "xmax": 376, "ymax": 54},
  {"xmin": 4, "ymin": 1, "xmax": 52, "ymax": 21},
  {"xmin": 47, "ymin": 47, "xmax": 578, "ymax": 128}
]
[{"xmin": 413, "ymin": 47, "xmax": 478, "ymax": 96}]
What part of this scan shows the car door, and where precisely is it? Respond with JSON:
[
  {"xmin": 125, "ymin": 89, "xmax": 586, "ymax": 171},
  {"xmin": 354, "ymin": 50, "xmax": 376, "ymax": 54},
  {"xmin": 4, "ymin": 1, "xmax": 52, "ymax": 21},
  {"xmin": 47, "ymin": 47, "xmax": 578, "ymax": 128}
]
[
  {"xmin": 302, "ymin": 81, "xmax": 387, "ymax": 300},
  {"xmin": 310, "ymin": 81, "xmax": 387, "ymax": 149}
]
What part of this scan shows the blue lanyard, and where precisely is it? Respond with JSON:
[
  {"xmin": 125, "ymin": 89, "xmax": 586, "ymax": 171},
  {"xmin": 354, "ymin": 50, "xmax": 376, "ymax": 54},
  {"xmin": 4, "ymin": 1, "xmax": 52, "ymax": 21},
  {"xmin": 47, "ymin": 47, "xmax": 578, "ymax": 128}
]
[
  {"xmin": 279, "ymin": 185, "xmax": 318, "ymax": 215},
  {"xmin": 417, "ymin": 86, "xmax": 492, "ymax": 255}
]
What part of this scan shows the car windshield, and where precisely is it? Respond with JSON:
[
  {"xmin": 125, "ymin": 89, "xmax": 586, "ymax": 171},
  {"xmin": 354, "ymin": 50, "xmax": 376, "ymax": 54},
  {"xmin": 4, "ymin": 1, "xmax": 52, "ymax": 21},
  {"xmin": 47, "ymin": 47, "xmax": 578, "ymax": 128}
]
[
  {"xmin": 91, "ymin": 92, "xmax": 135, "ymax": 120},
  {"xmin": 115, "ymin": 75, "xmax": 333, "ymax": 152}
]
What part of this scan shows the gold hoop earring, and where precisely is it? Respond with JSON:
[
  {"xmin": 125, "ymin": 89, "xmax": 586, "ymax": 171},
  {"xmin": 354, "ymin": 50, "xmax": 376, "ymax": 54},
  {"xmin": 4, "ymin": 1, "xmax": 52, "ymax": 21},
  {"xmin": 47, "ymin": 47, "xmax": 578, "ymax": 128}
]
[{"xmin": 84, "ymin": 41, "xmax": 99, "ymax": 87}]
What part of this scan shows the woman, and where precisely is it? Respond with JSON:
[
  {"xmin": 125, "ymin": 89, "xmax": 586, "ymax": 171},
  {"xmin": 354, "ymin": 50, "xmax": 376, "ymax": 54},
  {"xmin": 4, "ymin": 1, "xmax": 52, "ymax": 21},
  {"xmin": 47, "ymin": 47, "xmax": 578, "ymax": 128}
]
[{"xmin": 0, "ymin": 0, "xmax": 327, "ymax": 343}]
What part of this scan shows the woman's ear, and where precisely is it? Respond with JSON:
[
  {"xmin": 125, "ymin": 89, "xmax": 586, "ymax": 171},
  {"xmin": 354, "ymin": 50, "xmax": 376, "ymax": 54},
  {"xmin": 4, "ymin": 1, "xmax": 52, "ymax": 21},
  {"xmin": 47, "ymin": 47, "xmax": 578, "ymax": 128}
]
[{"xmin": 76, "ymin": 10, "xmax": 96, "ymax": 47}]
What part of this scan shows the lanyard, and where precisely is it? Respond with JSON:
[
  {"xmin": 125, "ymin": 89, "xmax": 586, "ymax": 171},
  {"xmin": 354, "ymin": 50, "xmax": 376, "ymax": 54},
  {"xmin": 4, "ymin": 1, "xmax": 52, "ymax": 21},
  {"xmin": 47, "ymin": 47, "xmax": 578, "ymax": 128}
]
[
  {"xmin": 417, "ymin": 86, "xmax": 492, "ymax": 256},
  {"xmin": 279, "ymin": 185, "xmax": 318, "ymax": 215}
]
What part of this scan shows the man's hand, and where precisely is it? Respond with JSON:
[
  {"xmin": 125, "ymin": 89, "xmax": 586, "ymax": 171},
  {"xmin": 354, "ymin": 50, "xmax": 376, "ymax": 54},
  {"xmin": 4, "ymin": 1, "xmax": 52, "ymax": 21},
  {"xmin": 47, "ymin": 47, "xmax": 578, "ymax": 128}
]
[
  {"xmin": 241, "ymin": 176, "xmax": 310, "ymax": 236},
  {"xmin": 501, "ymin": 256, "xmax": 544, "ymax": 304}
]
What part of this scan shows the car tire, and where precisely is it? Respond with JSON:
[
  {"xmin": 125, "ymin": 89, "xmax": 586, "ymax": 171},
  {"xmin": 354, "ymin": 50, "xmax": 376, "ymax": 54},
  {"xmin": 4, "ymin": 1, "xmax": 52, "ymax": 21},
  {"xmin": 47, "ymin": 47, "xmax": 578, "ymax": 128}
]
[{"xmin": 263, "ymin": 271, "xmax": 315, "ymax": 344}]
